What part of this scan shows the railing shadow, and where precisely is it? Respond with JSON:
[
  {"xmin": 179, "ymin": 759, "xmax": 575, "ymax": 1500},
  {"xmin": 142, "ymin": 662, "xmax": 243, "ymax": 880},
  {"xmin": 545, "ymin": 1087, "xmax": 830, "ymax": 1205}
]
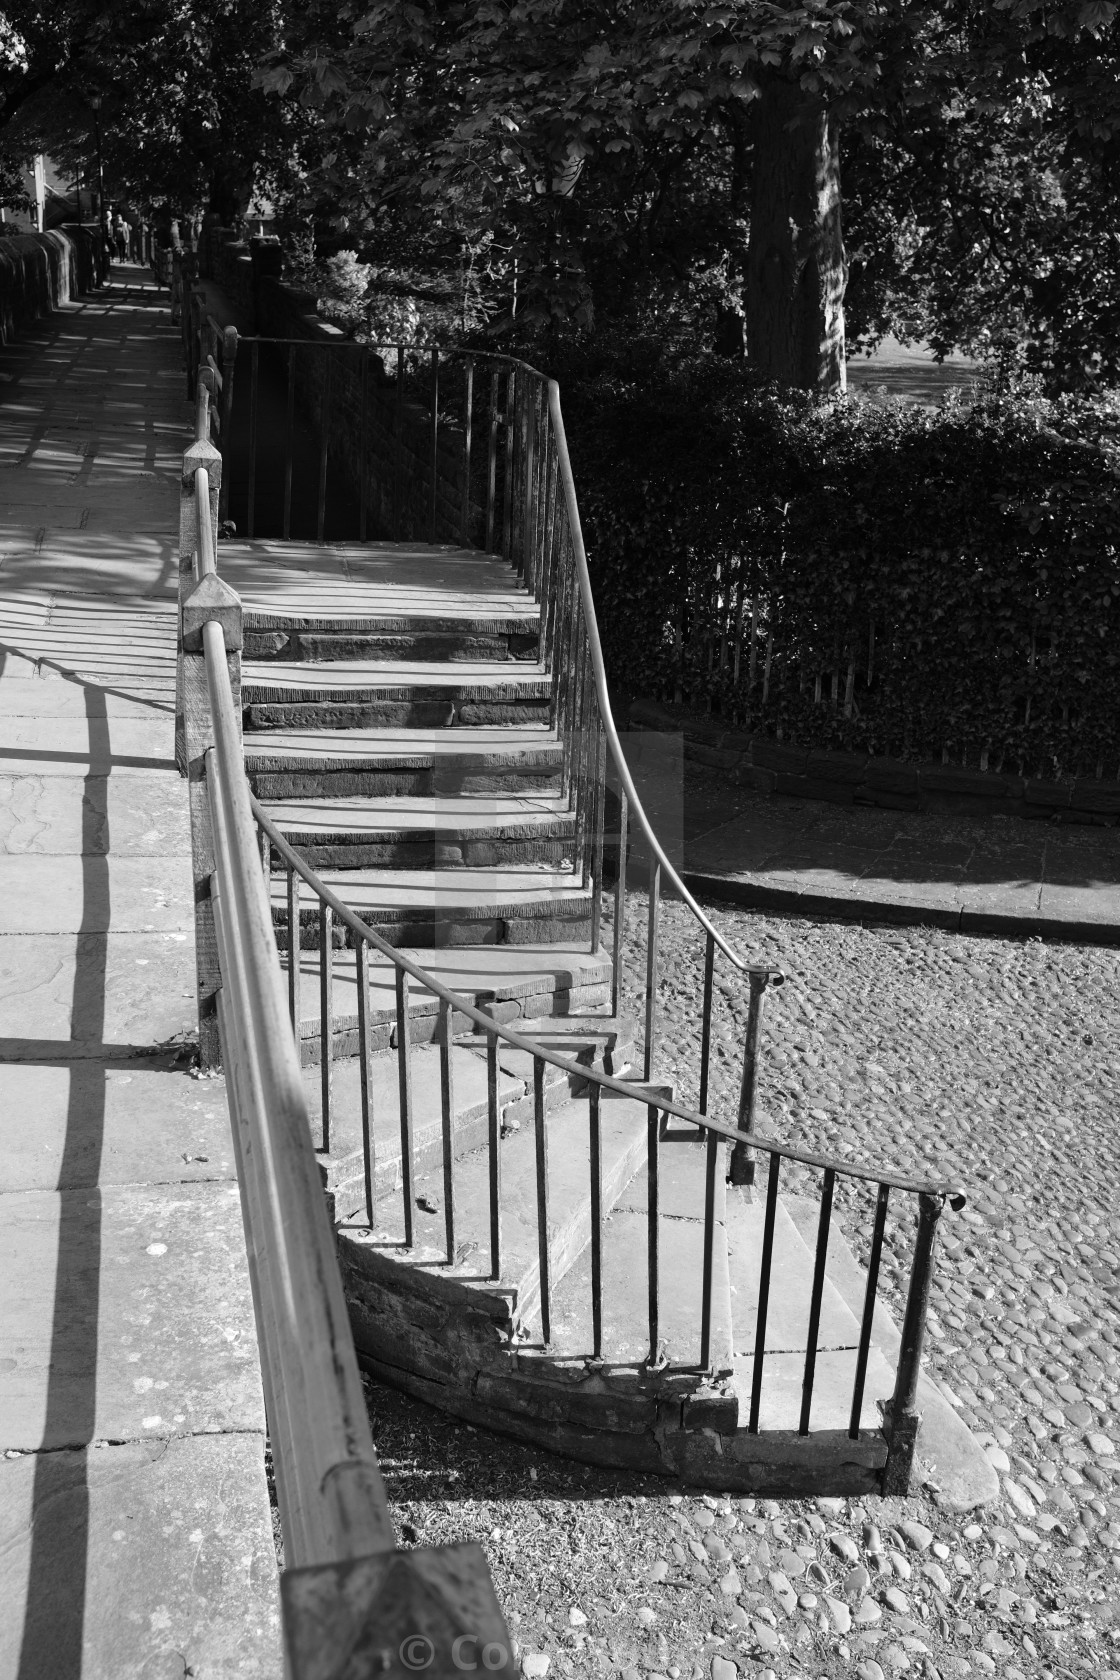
[{"xmin": 14, "ymin": 673, "xmax": 109, "ymax": 1680}]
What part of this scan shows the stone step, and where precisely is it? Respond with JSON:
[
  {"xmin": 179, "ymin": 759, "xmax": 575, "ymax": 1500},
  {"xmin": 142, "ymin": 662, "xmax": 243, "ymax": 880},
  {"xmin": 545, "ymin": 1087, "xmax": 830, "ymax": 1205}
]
[
  {"xmin": 523, "ymin": 1124, "xmax": 733, "ymax": 1389},
  {"xmin": 243, "ymin": 658, "xmax": 551, "ymax": 731},
  {"xmin": 722, "ymin": 1180, "xmax": 899, "ymax": 1435},
  {"xmin": 263, "ymin": 793, "xmax": 577, "ymax": 869},
  {"xmin": 272, "ymin": 864, "xmax": 593, "ymax": 948},
  {"xmin": 285, "ymin": 941, "xmax": 615, "ymax": 1063},
  {"xmin": 244, "ymin": 621, "xmax": 540, "ymax": 665},
  {"xmin": 245, "ymin": 725, "xmax": 563, "ymax": 800},
  {"xmin": 306, "ymin": 1017, "xmax": 634, "ymax": 1218},
  {"xmin": 224, "ymin": 539, "xmax": 539, "ymax": 631},
  {"xmin": 341, "ymin": 1086, "xmax": 655, "ymax": 1330}
]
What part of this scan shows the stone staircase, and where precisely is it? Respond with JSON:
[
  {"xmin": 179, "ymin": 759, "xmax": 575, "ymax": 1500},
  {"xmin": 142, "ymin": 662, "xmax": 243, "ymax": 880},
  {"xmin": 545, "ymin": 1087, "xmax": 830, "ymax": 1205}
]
[{"xmin": 226, "ymin": 533, "xmax": 991, "ymax": 1504}]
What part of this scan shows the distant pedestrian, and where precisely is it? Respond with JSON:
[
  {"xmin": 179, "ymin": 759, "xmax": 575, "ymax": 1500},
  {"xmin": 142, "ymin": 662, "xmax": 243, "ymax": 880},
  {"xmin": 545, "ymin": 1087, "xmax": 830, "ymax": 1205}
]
[{"xmin": 114, "ymin": 214, "xmax": 128, "ymax": 262}]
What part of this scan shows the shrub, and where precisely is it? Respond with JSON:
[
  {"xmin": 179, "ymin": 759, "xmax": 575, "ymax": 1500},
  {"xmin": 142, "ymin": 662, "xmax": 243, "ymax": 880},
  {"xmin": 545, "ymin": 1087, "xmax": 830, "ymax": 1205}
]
[{"xmin": 559, "ymin": 354, "xmax": 1120, "ymax": 778}]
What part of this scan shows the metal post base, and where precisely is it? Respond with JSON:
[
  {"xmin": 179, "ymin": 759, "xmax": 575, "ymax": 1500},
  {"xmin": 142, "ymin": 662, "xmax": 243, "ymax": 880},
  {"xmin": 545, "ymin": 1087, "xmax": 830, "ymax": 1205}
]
[{"xmin": 281, "ymin": 1543, "xmax": 517, "ymax": 1679}]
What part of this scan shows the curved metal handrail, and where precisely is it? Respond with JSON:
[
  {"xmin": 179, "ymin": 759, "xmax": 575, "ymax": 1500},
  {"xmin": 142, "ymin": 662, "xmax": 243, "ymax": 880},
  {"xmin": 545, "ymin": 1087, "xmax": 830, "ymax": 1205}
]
[
  {"xmin": 545, "ymin": 379, "xmax": 777, "ymax": 980},
  {"xmin": 254, "ymin": 795, "xmax": 963, "ymax": 1205}
]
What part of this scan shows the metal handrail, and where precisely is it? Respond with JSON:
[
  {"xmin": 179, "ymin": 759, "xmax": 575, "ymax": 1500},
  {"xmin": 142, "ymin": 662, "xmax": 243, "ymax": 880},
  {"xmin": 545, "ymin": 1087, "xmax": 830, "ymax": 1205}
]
[
  {"xmin": 179, "ymin": 303, "xmax": 963, "ymax": 1498},
  {"xmin": 254, "ymin": 796, "xmax": 959, "ymax": 1203},
  {"xmin": 191, "ymin": 471, "xmax": 396, "ymax": 1569},
  {"xmin": 545, "ymin": 379, "xmax": 770, "ymax": 978}
]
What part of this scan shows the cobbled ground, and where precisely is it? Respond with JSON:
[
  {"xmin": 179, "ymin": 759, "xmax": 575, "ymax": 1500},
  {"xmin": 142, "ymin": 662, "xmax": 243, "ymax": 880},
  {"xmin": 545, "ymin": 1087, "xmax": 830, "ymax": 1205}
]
[{"xmin": 365, "ymin": 892, "xmax": 1120, "ymax": 1680}]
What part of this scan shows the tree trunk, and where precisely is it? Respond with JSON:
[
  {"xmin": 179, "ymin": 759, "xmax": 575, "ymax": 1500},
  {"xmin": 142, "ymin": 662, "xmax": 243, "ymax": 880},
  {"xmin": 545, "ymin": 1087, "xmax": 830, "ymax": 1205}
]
[{"xmin": 745, "ymin": 78, "xmax": 847, "ymax": 394}]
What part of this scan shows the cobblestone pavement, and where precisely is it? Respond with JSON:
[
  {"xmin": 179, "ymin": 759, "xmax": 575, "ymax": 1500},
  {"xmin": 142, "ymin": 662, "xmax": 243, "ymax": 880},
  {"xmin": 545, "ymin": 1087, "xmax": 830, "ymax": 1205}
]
[{"xmin": 366, "ymin": 897, "xmax": 1120, "ymax": 1680}]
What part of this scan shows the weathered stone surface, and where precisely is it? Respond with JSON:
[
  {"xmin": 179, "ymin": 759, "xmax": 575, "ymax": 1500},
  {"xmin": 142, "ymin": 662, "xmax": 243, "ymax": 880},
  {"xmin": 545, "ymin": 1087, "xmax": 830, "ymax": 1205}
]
[
  {"xmin": 0, "ymin": 1060, "xmax": 234, "ymax": 1193},
  {"xmin": 0, "ymin": 1434, "xmax": 279, "ymax": 1679},
  {"xmin": 1, "ymin": 1181, "xmax": 262, "ymax": 1448},
  {"xmin": 0, "ymin": 931, "xmax": 197, "ymax": 1053},
  {"xmin": 0, "ymin": 771, "xmax": 188, "ymax": 857},
  {"xmin": 0, "ymin": 854, "xmax": 192, "ymax": 933}
]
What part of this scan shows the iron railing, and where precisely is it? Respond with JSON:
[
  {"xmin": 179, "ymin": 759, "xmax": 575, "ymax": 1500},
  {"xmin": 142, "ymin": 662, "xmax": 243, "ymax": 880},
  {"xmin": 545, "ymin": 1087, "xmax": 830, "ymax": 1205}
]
[
  {"xmin": 179, "ymin": 302, "xmax": 965, "ymax": 1500},
  {"xmin": 176, "ymin": 404, "xmax": 516, "ymax": 1677},
  {"xmin": 256, "ymin": 795, "xmax": 962, "ymax": 1469}
]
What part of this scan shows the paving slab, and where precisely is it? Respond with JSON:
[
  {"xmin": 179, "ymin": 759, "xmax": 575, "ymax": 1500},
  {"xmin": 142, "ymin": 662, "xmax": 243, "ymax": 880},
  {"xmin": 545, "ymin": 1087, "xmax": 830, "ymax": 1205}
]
[
  {"xmin": 0, "ymin": 592, "xmax": 178, "ymax": 695},
  {"xmin": 0, "ymin": 531, "xmax": 180, "ymax": 598},
  {"xmin": 0, "ymin": 918, "xmax": 197, "ymax": 1059},
  {"xmin": 1, "ymin": 1180, "xmax": 263, "ymax": 1449},
  {"xmin": 0, "ymin": 1061, "xmax": 234, "ymax": 1193},
  {"xmin": 0, "ymin": 715, "xmax": 177, "ymax": 775},
  {"xmin": 0, "ymin": 1434, "xmax": 280, "ymax": 1679},
  {"xmin": 0, "ymin": 854, "xmax": 192, "ymax": 933},
  {"xmin": 0, "ymin": 773, "xmax": 188, "ymax": 856},
  {"xmin": 0, "ymin": 677, "xmax": 174, "ymax": 718}
]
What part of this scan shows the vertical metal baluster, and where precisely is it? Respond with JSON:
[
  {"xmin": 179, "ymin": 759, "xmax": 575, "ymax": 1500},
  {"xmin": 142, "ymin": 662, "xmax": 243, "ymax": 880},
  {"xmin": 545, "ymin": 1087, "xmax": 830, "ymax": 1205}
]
[
  {"xmin": 319, "ymin": 900, "xmax": 333, "ymax": 1153},
  {"xmin": 317, "ymin": 350, "xmax": 331, "ymax": 542},
  {"xmin": 258, "ymin": 821, "xmax": 269, "ymax": 880},
  {"xmin": 643, "ymin": 858, "xmax": 661, "ymax": 1082},
  {"xmin": 883, "ymin": 1191, "xmax": 944, "ymax": 1492},
  {"xmin": 800, "ymin": 1168, "xmax": 836, "ymax": 1435},
  {"xmin": 395, "ymin": 346, "xmax": 405, "ymax": 538},
  {"xmin": 510, "ymin": 367, "xmax": 523, "ymax": 571},
  {"xmin": 533, "ymin": 1056, "xmax": 551, "ymax": 1343},
  {"xmin": 611, "ymin": 792, "xmax": 628, "ymax": 1019},
  {"xmin": 523, "ymin": 377, "xmax": 537, "ymax": 586},
  {"xmin": 439, "ymin": 996, "xmax": 456, "ymax": 1263},
  {"xmin": 699, "ymin": 1123, "xmax": 719, "ymax": 1372},
  {"xmin": 356, "ymin": 940, "xmax": 375, "ymax": 1228},
  {"xmin": 502, "ymin": 366, "xmax": 515, "ymax": 561},
  {"xmin": 539, "ymin": 439, "xmax": 559, "ymax": 636},
  {"xmin": 395, "ymin": 966, "xmax": 414, "ymax": 1246},
  {"xmin": 698, "ymin": 931, "xmax": 715, "ymax": 1115},
  {"xmin": 247, "ymin": 338, "xmax": 259, "ymax": 539},
  {"xmin": 590, "ymin": 1082, "xmax": 603, "ymax": 1361},
  {"xmin": 486, "ymin": 367, "xmax": 499, "ymax": 552},
  {"xmin": 283, "ymin": 343, "xmax": 295, "ymax": 540},
  {"xmin": 487, "ymin": 1033, "xmax": 501, "ymax": 1280},
  {"xmin": 849, "ymin": 1183, "xmax": 890, "ymax": 1438},
  {"xmin": 729, "ymin": 972, "xmax": 770, "ymax": 1187},
  {"xmin": 461, "ymin": 358, "xmax": 473, "ymax": 545},
  {"xmin": 359, "ymin": 343, "xmax": 369, "ymax": 543},
  {"xmin": 590, "ymin": 720, "xmax": 606, "ymax": 954},
  {"xmin": 647, "ymin": 1103, "xmax": 660, "ymax": 1367},
  {"xmin": 429, "ymin": 346, "xmax": 440, "ymax": 542},
  {"xmin": 748, "ymin": 1152, "xmax": 782, "ymax": 1434},
  {"xmin": 286, "ymin": 866, "xmax": 301, "ymax": 1040}
]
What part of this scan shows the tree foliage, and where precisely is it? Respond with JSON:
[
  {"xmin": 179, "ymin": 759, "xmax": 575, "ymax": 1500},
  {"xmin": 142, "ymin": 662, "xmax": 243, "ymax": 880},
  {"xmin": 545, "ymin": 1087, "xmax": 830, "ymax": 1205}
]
[
  {"xmin": 0, "ymin": 0, "xmax": 295, "ymax": 218},
  {"xmin": 255, "ymin": 0, "xmax": 1120, "ymax": 385}
]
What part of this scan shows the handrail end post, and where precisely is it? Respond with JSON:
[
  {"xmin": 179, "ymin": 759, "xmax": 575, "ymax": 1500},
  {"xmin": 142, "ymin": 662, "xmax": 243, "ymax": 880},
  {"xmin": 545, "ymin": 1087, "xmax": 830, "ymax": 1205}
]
[
  {"xmin": 880, "ymin": 1189, "xmax": 943, "ymax": 1494},
  {"xmin": 280, "ymin": 1541, "xmax": 517, "ymax": 1678}
]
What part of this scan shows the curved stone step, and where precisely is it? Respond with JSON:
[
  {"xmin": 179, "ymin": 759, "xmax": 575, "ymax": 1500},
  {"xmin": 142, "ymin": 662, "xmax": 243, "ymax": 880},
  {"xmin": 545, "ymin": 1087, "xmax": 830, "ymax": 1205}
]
[
  {"xmin": 263, "ymin": 793, "xmax": 577, "ymax": 868},
  {"xmin": 244, "ymin": 658, "xmax": 551, "ymax": 729},
  {"xmin": 340, "ymin": 1086, "xmax": 654, "ymax": 1328},
  {"xmin": 284, "ymin": 941, "xmax": 615, "ymax": 1063},
  {"xmin": 224, "ymin": 539, "xmax": 539, "ymax": 627},
  {"xmin": 245, "ymin": 725, "xmax": 563, "ymax": 799},
  {"xmin": 272, "ymin": 863, "xmax": 593, "ymax": 948}
]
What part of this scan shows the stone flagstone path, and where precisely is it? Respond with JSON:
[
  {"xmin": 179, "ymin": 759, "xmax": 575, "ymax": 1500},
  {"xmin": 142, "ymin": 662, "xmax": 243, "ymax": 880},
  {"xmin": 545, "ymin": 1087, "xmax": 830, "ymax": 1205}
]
[{"xmin": 0, "ymin": 267, "xmax": 279, "ymax": 1679}]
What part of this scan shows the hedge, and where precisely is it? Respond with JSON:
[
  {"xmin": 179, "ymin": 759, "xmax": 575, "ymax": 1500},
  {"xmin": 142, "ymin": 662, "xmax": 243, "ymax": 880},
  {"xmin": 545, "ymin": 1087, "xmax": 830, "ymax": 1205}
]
[{"xmin": 560, "ymin": 356, "xmax": 1120, "ymax": 780}]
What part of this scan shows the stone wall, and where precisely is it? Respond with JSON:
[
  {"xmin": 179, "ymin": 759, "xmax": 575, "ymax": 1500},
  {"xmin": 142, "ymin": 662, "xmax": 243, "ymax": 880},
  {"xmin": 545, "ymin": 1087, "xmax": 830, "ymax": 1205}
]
[{"xmin": 0, "ymin": 228, "xmax": 100, "ymax": 345}]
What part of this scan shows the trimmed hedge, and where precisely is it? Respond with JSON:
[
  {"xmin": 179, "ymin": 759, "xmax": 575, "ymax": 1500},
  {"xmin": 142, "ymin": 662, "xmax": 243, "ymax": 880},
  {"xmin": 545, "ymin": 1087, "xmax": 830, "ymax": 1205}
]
[
  {"xmin": 0, "ymin": 228, "xmax": 101, "ymax": 345},
  {"xmin": 561, "ymin": 356, "xmax": 1120, "ymax": 779}
]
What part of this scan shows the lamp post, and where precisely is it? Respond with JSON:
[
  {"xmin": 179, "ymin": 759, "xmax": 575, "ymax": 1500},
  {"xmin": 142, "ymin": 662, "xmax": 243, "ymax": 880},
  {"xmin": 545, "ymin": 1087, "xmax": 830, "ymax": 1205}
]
[{"xmin": 89, "ymin": 92, "xmax": 107, "ymax": 275}]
